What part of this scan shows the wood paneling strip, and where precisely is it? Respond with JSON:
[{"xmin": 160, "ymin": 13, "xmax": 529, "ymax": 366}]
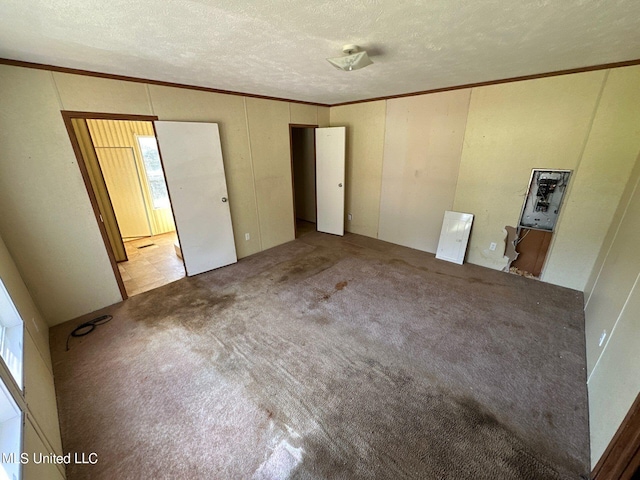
[
  {"xmin": 71, "ymin": 118, "xmax": 128, "ymax": 262},
  {"xmin": 87, "ymin": 119, "xmax": 176, "ymax": 235}
]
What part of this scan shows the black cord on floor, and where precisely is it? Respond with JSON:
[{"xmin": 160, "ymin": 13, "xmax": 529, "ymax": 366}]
[{"xmin": 65, "ymin": 315, "xmax": 113, "ymax": 351}]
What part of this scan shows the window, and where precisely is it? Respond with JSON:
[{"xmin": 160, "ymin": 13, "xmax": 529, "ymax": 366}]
[
  {"xmin": 0, "ymin": 380, "xmax": 21, "ymax": 480},
  {"xmin": 137, "ymin": 136, "xmax": 171, "ymax": 209},
  {"xmin": 0, "ymin": 280, "xmax": 23, "ymax": 480},
  {"xmin": 0, "ymin": 282, "xmax": 22, "ymax": 390}
]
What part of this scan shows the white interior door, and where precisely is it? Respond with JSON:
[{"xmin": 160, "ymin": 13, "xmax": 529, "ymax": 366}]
[
  {"xmin": 315, "ymin": 127, "xmax": 346, "ymax": 236},
  {"xmin": 436, "ymin": 211, "xmax": 474, "ymax": 265},
  {"xmin": 154, "ymin": 121, "xmax": 237, "ymax": 276},
  {"xmin": 95, "ymin": 147, "xmax": 151, "ymax": 239}
]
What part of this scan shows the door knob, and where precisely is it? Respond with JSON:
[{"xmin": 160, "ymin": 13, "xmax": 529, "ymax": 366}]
[
  {"xmin": 338, "ymin": 183, "xmax": 343, "ymax": 187},
  {"xmin": 222, "ymin": 197, "xmax": 228, "ymax": 203}
]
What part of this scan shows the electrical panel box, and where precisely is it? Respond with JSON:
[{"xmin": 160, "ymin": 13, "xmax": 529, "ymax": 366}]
[{"xmin": 518, "ymin": 169, "xmax": 571, "ymax": 232}]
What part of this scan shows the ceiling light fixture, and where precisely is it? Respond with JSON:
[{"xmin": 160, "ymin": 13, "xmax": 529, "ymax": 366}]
[{"xmin": 327, "ymin": 44, "xmax": 373, "ymax": 72}]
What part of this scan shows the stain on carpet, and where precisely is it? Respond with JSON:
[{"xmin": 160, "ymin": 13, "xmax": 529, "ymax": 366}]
[
  {"xmin": 310, "ymin": 316, "xmax": 332, "ymax": 326},
  {"xmin": 127, "ymin": 279, "xmax": 237, "ymax": 330},
  {"xmin": 283, "ymin": 255, "xmax": 335, "ymax": 279},
  {"xmin": 289, "ymin": 389, "xmax": 574, "ymax": 480},
  {"xmin": 467, "ymin": 276, "xmax": 498, "ymax": 286},
  {"xmin": 50, "ymin": 231, "xmax": 589, "ymax": 480}
]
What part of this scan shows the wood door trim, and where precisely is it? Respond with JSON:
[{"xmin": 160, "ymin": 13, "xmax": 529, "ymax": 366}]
[
  {"xmin": 592, "ymin": 392, "xmax": 640, "ymax": 480},
  {"xmin": 61, "ymin": 111, "xmax": 159, "ymax": 300},
  {"xmin": 62, "ymin": 110, "xmax": 159, "ymax": 122}
]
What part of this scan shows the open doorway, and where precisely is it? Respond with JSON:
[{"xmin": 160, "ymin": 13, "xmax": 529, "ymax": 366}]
[
  {"xmin": 86, "ymin": 119, "xmax": 185, "ymax": 296},
  {"xmin": 65, "ymin": 114, "xmax": 185, "ymax": 298},
  {"xmin": 290, "ymin": 125, "xmax": 317, "ymax": 238}
]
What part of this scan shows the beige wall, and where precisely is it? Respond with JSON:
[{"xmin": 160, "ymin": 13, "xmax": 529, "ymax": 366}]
[
  {"xmin": 329, "ymin": 66, "xmax": 640, "ymax": 294},
  {"xmin": 24, "ymin": 416, "xmax": 66, "ymax": 480},
  {"xmin": 245, "ymin": 98, "xmax": 296, "ymax": 250},
  {"xmin": 290, "ymin": 103, "xmax": 318, "ymax": 125},
  {"xmin": 0, "ymin": 234, "xmax": 65, "ymax": 479},
  {"xmin": 378, "ymin": 90, "xmax": 471, "ymax": 253},
  {"xmin": 544, "ymin": 67, "xmax": 640, "ymax": 290},
  {"xmin": 317, "ymin": 106, "xmax": 330, "ymax": 128},
  {"xmin": 454, "ymin": 72, "xmax": 605, "ymax": 277},
  {"xmin": 148, "ymin": 85, "xmax": 262, "ymax": 259},
  {"xmin": 24, "ymin": 334, "xmax": 63, "ymax": 454},
  {"xmin": 585, "ymin": 151, "xmax": 640, "ymax": 467},
  {"xmin": 0, "ymin": 236, "xmax": 51, "ymax": 368},
  {"xmin": 330, "ymin": 102, "xmax": 386, "ymax": 238},
  {"xmin": 53, "ymin": 72, "xmax": 153, "ymax": 115},
  {"xmin": 1, "ymin": 58, "xmax": 639, "ymax": 474},
  {"xmin": 0, "ymin": 65, "xmax": 326, "ymax": 325},
  {"xmin": 0, "ymin": 66, "xmax": 122, "ymax": 325}
]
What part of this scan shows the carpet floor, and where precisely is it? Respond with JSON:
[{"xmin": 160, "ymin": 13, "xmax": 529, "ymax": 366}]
[{"xmin": 50, "ymin": 231, "xmax": 590, "ymax": 479}]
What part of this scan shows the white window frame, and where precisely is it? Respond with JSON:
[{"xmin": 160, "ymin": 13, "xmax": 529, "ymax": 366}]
[
  {"xmin": 135, "ymin": 135, "xmax": 171, "ymax": 210},
  {"xmin": 0, "ymin": 280, "xmax": 24, "ymax": 480}
]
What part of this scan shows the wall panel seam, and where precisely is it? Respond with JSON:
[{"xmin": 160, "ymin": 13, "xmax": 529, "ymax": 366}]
[
  {"xmin": 451, "ymin": 89, "xmax": 473, "ymax": 213},
  {"xmin": 145, "ymin": 84, "xmax": 156, "ymax": 115},
  {"xmin": 50, "ymin": 71, "xmax": 65, "ymax": 110},
  {"xmin": 374, "ymin": 101, "xmax": 389, "ymax": 239},
  {"xmin": 587, "ymin": 272, "xmax": 640, "ymax": 383},
  {"xmin": 25, "ymin": 413, "xmax": 66, "ymax": 477},
  {"xmin": 25, "ymin": 327, "xmax": 53, "ymax": 377},
  {"xmin": 585, "ymin": 162, "xmax": 640, "ymax": 309},
  {"xmin": 243, "ymin": 97, "xmax": 263, "ymax": 251},
  {"xmin": 540, "ymin": 70, "xmax": 610, "ymax": 287}
]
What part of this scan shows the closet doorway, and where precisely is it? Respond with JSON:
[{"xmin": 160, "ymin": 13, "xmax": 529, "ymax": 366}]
[
  {"xmin": 290, "ymin": 124, "xmax": 347, "ymax": 238},
  {"xmin": 290, "ymin": 125, "xmax": 318, "ymax": 238}
]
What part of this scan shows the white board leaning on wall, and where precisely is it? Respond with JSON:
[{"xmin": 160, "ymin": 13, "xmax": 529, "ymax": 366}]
[{"xmin": 436, "ymin": 211, "xmax": 474, "ymax": 265}]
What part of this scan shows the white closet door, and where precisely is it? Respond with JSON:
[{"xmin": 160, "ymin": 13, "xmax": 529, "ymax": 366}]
[
  {"xmin": 154, "ymin": 121, "xmax": 237, "ymax": 276},
  {"xmin": 315, "ymin": 127, "xmax": 346, "ymax": 236},
  {"xmin": 436, "ymin": 211, "xmax": 474, "ymax": 265}
]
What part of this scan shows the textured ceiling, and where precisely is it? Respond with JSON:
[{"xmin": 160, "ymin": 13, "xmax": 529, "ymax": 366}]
[{"xmin": 0, "ymin": 1, "xmax": 639, "ymax": 105}]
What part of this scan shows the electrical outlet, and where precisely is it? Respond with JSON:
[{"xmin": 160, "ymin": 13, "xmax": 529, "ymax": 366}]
[
  {"xmin": 598, "ymin": 330, "xmax": 607, "ymax": 347},
  {"xmin": 245, "ymin": 233, "xmax": 250, "ymax": 241},
  {"xmin": 348, "ymin": 214, "xmax": 352, "ymax": 221},
  {"xmin": 489, "ymin": 242, "xmax": 497, "ymax": 251}
]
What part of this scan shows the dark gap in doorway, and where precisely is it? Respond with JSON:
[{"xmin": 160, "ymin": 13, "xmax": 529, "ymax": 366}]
[{"xmin": 291, "ymin": 126, "xmax": 317, "ymax": 238}]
